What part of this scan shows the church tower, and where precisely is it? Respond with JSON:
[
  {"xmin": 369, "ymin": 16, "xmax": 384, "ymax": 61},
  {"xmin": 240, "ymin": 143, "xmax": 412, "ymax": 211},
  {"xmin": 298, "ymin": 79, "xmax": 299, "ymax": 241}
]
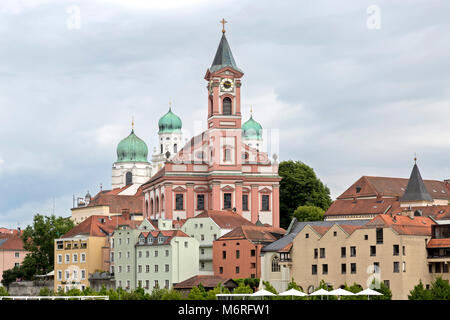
[
  {"xmin": 151, "ymin": 102, "xmax": 183, "ymax": 173},
  {"xmin": 112, "ymin": 121, "xmax": 152, "ymax": 189},
  {"xmin": 204, "ymin": 19, "xmax": 245, "ymax": 169}
]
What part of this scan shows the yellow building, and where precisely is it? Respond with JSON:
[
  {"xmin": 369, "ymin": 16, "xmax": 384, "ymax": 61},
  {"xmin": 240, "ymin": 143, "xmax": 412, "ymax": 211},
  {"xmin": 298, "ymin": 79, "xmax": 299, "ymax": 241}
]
[{"xmin": 54, "ymin": 215, "xmax": 138, "ymax": 292}]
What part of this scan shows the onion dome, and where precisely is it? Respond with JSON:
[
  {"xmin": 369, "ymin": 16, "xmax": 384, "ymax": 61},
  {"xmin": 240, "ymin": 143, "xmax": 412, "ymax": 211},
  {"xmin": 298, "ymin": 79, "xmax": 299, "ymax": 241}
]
[
  {"xmin": 158, "ymin": 107, "xmax": 182, "ymax": 133},
  {"xmin": 116, "ymin": 129, "xmax": 149, "ymax": 162},
  {"xmin": 242, "ymin": 115, "xmax": 263, "ymax": 140}
]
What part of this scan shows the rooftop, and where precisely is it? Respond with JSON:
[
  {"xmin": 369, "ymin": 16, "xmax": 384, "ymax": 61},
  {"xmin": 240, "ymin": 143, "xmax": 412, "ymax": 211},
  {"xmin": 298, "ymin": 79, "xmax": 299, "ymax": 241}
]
[{"xmin": 62, "ymin": 215, "xmax": 139, "ymax": 238}]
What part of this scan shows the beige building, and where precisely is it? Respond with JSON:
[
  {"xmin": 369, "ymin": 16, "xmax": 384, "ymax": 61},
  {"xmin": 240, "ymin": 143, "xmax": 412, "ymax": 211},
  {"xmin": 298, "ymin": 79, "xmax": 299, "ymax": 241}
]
[
  {"xmin": 261, "ymin": 213, "xmax": 450, "ymax": 300},
  {"xmin": 54, "ymin": 215, "xmax": 138, "ymax": 292}
]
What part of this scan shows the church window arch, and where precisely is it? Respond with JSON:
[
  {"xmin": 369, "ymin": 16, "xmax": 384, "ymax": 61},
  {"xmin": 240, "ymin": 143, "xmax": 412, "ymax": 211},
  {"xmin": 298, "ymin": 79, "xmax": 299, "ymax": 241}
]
[
  {"xmin": 272, "ymin": 256, "xmax": 281, "ymax": 272},
  {"xmin": 223, "ymin": 97, "xmax": 232, "ymax": 115},
  {"xmin": 125, "ymin": 172, "xmax": 132, "ymax": 185},
  {"xmin": 156, "ymin": 196, "xmax": 159, "ymax": 213},
  {"xmin": 160, "ymin": 144, "xmax": 163, "ymax": 154},
  {"xmin": 174, "ymin": 144, "xmax": 177, "ymax": 154}
]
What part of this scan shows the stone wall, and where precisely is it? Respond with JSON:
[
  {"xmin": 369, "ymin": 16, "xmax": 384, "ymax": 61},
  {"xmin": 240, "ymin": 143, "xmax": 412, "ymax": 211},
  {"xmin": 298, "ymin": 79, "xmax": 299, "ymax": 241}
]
[{"xmin": 8, "ymin": 280, "xmax": 53, "ymax": 296}]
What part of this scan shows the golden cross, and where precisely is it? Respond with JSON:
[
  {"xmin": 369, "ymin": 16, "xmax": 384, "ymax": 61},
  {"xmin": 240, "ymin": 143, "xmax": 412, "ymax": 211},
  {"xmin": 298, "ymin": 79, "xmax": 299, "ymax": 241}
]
[
  {"xmin": 169, "ymin": 98, "xmax": 172, "ymax": 110},
  {"xmin": 132, "ymin": 116, "xmax": 135, "ymax": 130},
  {"xmin": 220, "ymin": 18, "xmax": 227, "ymax": 34}
]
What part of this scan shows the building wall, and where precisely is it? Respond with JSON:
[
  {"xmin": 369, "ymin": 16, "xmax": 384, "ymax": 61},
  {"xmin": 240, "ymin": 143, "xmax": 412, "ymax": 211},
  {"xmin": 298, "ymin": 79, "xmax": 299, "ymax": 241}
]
[
  {"xmin": 136, "ymin": 244, "xmax": 173, "ymax": 291},
  {"xmin": 112, "ymin": 161, "xmax": 152, "ymax": 189},
  {"xmin": 113, "ymin": 227, "xmax": 141, "ymax": 291},
  {"xmin": 170, "ymin": 237, "xmax": 199, "ymax": 285},
  {"xmin": 213, "ymin": 238, "xmax": 262, "ymax": 279},
  {"xmin": 260, "ymin": 252, "xmax": 291, "ymax": 293},
  {"xmin": 53, "ymin": 236, "xmax": 106, "ymax": 292},
  {"xmin": 0, "ymin": 248, "xmax": 27, "ymax": 284},
  {"xmin": 181, "ymin": 217, "xmax": 222, "ymax": 274},
  {"xmin": 285, "ymin": 224, "xmax": 434, "ymax": 299},
  {"xmin": 71, "ymin": 206, "xmax": 112, "ymax": 224}
]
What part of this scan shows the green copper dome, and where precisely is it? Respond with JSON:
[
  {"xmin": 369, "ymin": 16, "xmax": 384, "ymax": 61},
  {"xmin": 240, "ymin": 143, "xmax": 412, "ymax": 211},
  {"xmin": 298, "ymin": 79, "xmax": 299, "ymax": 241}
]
[
  {"xmin": 242, "ymin": 115, "xmax": 263, "ymax": 140},
  {"xmin": 158, "ymin": 108, "xmax": 182, "ymax": 133},
  {"xmin": 116, "ymin": 130, "xmax": 149, "ymax": 163}
]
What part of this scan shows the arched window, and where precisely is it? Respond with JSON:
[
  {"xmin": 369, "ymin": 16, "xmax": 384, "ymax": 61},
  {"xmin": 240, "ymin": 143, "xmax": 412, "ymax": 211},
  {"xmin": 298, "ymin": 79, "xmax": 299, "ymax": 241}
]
[
  {"xmin": 156, "ymin": 196, "xmax": 159, "ymax": 214},
  {"xmin": 174, "ymin": 144, "xmax": 177, "ymax": 154},
  {"xmin": 272, "ymin": 256, "xmax": 280, "ymax": 272},
  {"xmin": 125, "ymin": 172, "xmax": 132, "ymax": 185},
  {"xmin": 145, "ymin": 200, "xmax": 149, "ymax": 218},
  {"xmin": 224, "ymin": 148, "xmax": 231, "ymax": 161},
  {"xmin": 223, "ymin": 97, "xmax": 232, "ymax": 115},
  {"xmin": 150, "ymin": 199, "xmax": 154, "ymax": 217},
  {"xmin": 161, "ymin": 194, "xmax": 164, "ymax": 211},
  {"xmin": 160, "ymin": 144, "xmax": 163, "ymax": 154}
]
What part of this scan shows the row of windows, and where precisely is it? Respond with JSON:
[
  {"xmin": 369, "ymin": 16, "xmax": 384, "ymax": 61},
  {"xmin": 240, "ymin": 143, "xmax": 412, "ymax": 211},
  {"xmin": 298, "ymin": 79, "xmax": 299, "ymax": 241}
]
[
  {"xmin": 137, "ymin": 264, "xmax": 170, "ymax": 273},
  {"xmin": 138, "ymin": 237, "xmax": 166, "ymax": 245},
  {"xmin": 174, "ymin": 193, "xmax": 270, "ymax": 211},
  {"xmin": 429, "ymin": 262, "xmax": 450, "ymax": 273},
  {"xmin": 312, "ymin": 245, "xmax": 406, "ymax": 259},
  {"xmin": 221, "ymin": 249, "xmax": 256, "ymax": 259},
  {"xmin": 311, "ymin": 262, "xmax": 406, "ymax": 275},
  {"xmin": 118, "ymin": 279, "xmax": 170, "ymax": 290},
  {"xmin": 218, "ymin": 266, "xmax": 257, "ymax": 276},
  {"xmin": 56, "ymin": 269, "xmax": 86, "ymax": 281},
  {"xmin": 57, "ymin": 253, "xmax": 86, "ymax": 264},
  {"xmin": 56, "ymin": 242, "xmax": 87, "ymax": 250}
]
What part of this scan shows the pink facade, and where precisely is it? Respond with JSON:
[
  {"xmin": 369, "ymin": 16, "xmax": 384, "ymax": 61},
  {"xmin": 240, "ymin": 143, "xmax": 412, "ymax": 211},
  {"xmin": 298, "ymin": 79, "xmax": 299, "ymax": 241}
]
[
  {"xmin": 142, "ymin": 34, "xmax": 281, "ymax": 227},
  {"xmin": 0, "ymin": 234, "xmax": 28, "ymax": 282}
]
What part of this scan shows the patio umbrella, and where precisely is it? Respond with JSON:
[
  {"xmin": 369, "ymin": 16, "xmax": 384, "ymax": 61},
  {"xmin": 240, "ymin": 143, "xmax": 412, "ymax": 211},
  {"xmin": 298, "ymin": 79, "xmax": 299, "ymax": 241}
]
[
  {"xmin": 309, "ymin": 288, "xmax": 333, "ymax": 300},
  {"xmin": 252, "ymin": 289, "xmax": 277, "ymax": 297},
  {"xmin": 355, "ymin": 288, "xmax": 383, "ymax": 300},
  {"xmin": 279, "ymin": 288, "xmax": 307, "ymax": 300},
  {"xmin": 329, "ymin": 288, "xmax": 355, "ymax": 300}
]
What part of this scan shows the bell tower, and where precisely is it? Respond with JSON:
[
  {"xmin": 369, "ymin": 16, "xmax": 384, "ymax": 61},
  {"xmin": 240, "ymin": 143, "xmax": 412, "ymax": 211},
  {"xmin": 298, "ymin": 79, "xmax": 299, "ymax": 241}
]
[{"xmin": 204, "ymin": 19, "xmax": 244, "ymax": 130}]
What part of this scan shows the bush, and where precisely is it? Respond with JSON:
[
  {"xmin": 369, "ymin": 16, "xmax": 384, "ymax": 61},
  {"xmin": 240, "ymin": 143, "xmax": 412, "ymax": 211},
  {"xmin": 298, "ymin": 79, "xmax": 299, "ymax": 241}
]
[{"xmin": 0, "ymin": 286, "xmax": 10, "ymax": 296}]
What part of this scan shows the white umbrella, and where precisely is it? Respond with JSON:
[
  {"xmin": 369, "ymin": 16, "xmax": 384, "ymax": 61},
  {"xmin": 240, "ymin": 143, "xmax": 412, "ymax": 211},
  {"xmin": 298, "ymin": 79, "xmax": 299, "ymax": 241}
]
[
  {"xmin": 279, "ymin": 288, "xmax": 307, "ymax": 296},
  {"xmin": 279, "ymin": 288, "xmax": 307, "ymax": 300},
  {"xmin": 329, "ymin": 288, "xmax": 355, "ymax": 296},
  {"xmin": 356, "ymin": 288, "xmax": 383, "ymax": 300},
  {"xmin": 309, "ymin": 288, "xmax": 333, "ymax": 300},
  {"xmin": 329, "ymin": 288, "xmax": 355, "ymax": 300},
  {"xmin": 252, "ymin": 289, "xmax": 277, "ymax": 297}
]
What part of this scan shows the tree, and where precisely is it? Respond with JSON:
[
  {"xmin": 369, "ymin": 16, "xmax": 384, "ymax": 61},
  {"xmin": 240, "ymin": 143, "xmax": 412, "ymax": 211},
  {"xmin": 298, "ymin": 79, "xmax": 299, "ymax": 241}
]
[
  {"xmin": 188, "ymin": 284, "xmax": 208, "ymax": 300},
  {"xmin": 0, "ymin": 286, "xmax": 9, "ymax": 296},
  {"xmin": 292, "ymin": 205, "xmax": 325, "ymax": 222},
  {"xmin": 279, "ymin": 161, "xmax": 332, "ymax": 228},
  {"xmin": 408, "ymin": 280, "xmax": 432, "ymax": 300},
  {"xmin": 283, "ymin": 279, "xmax": 306, "ymax": 300},
  {"xmin": 206, "ymin": 283, "xmax": 230, "ymax": 300},
  {"xmin": 430, "ymin": 277, "xmax": 450, "ymax": 300},
  {"xmin": 1, "ymin": 265, "xmax": 25, "ymax": 287},
  {"xmin": 309, "ymin": 280, "xmax": 336, "ymax": 300},
  {"xmin": 20, "ymin": 214, "xmax": 74, "ymax": 277},
  {"xmin": 233, "ymin": 282, "xmax": 253, "ymax": 294},
  {"xmin": 340, "ymin": 283, "xmax": 365, "ymax": 300},
  {"xmin": 370, "ymin": 280, "xmax": 392, "ymax": 300},
  {"xmin": 161, "ymin": 288, "xmax": 183, "ymax": 300}
]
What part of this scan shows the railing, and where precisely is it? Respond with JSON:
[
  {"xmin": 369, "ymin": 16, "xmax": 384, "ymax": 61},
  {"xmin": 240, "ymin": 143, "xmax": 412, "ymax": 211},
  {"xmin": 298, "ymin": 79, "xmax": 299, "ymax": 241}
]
[{"xmin": 0, "ymin": 296, "xmax": 109, "ymax": 300}]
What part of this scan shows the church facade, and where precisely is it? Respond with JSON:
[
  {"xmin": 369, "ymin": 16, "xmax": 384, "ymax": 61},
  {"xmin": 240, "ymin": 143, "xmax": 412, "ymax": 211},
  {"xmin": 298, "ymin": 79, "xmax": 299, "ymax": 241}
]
[{"xmin": 140, "ymin": 30, "xmax": 281, "ymax": 227}]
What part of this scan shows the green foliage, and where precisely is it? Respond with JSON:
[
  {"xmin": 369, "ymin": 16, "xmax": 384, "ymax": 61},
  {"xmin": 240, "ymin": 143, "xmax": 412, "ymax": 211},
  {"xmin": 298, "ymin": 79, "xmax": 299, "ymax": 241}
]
[
  {"xmin": 206, "ymin": 283, "xmax": 230, "ymax": 300},
  {"xmin": 21, "ymin": 214, "xmax": 74, "ymax": 277},
  {"xmin": 370, "ymin": 280, "xmax": 392, "ymax": 300},
  {"xmin": 293, "ymin": 205, "xmax": 325, "ymax": 222},
  {"xmin": 0, "ymin": 286, "xmax": 10, "ymax": 296},
  {"xmin": 309, "ymin": 280, "xmax": 336, "ymax": 300},
  {"xmin": 234, "ymin": 278, "xmax": 259, "ymax": 290},
  {"xmin": 279, "ymin": 160, "xmax": 332, "ymax": 228},
  {"xmin": 38, "ymin": 287, "xmax": 54, "ymax": 296},
  {"xmin": 148, "ymin": 286, "xmax": 167, "ymax": 300},
  {"xmin": 282, "ymin": 279, "xmax": 306, "ymax": 300},
  {"xmin": 430, "ymin": 277, "xmax": 450, "ymax": 300},
  {"xmin": 233, "ymin": 282, "xmax": 254, "ymax": 294},
  {"xmin": 340, "ymin": 283, "xmax": 365, "ymax": 300},
  {"xmin": 0, "ymin": 266, "xmax": 25, "ymax": 287},
  {"xmin": 161, "ymin": 288, "xmax": 183, "ymax": 300},
  {"xmin": 188, "ymin": 283, "xmax": 208, "ymax": 300},
  {"xmin": 408, "ymin": 280, "xmax": 432, "ymax": 300}
]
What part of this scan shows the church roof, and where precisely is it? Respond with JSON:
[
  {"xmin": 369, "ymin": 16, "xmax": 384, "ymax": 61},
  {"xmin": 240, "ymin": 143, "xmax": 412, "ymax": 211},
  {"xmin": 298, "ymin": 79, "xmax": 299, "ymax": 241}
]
[
  {"xmin": 242, "ymin": 115, "xmax": 263, "ymax": 140},
  {"xmin": 116, "ymin": 129, "xmax": 149, "ymax": 163},
  {"xmin": 158, "ymin": 108, "xmax": 182, "ymax": 133},
  {"xmin": 400, "ymin": 163, "xmax": 433, "ymax": 202},
  {"xmin": 209, "ymin": 34, "xmax": 242, "ymax": 73}
]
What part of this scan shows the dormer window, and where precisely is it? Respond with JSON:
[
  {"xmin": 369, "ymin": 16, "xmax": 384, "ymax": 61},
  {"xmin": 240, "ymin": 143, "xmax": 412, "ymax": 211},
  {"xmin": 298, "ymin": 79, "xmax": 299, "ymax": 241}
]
[
  {"xmin": 139, "ymin": 236, "xmax": 145, "ymax": 245},
  {"xmin": 147, "ymin": 237, "xmax": 153, "ymax": 244},
  {"xmin": 158, "ymin": 237, "xmax": 164, "ymax": 244},
  {"xmin": 356, "ymin": 186, "xmax": 361, "ymax": 193}
]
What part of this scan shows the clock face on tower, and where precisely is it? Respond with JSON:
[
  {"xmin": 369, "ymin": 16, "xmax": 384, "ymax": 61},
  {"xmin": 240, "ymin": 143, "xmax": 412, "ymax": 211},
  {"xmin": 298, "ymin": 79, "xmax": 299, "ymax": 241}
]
[{"xmin": 220, "ymin": 78, "xmax": 234, "ymax": 92}]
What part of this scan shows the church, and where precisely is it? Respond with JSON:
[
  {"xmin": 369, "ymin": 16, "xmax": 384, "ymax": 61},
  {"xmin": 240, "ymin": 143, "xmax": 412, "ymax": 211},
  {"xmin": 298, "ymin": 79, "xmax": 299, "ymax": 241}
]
[{"xmin": 75, "ymin": 23, "xmax": 281, "ymax": 228}]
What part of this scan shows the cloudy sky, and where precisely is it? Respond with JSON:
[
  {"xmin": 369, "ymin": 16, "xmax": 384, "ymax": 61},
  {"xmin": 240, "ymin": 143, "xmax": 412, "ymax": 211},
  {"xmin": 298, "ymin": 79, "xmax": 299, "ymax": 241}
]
[{"xmin": 1, "ymin": 0, "xmax": 449, "ymax": 228}]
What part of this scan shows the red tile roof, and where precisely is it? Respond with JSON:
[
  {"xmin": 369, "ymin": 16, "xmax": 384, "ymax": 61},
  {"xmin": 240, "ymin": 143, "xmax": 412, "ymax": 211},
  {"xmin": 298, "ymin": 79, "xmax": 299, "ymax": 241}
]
[
  {"xmin": 311, "ymin": 226, "xmax": 330, "ymax": 236},
  {"xmin": 83, "ymin": 191, "xmax": 143, "ymax": 214},
  {"xmin": 173, "ymin": 275, "xmax": 237, "ymax": 289},
  {"xmin": 62, "ymin": 215, "xmax": 139, "ymax": 238},
  {"xmin": 138, "ymin": 229, "xmax": 189, "ymax": 245},
  {"xmin": 192, "ymin": 210, "xmax": 255, "ymax": 229},
  {"xmin": 339, "ymin": 225, "xmax": 362, "ymax": 235},
  {"xmin": 339, "ymin": 176, "xmax": 450, "ymax": 200},
  {"xmin": 0, "ymin": 234, "xmax": 25, "ymax": 251},
  {"xmin": 427, "ymin": 238, "xmax": 450, "ymax": 249},
  {"xmin": 325, "ymin": 198, "xmax": 399, "ymax": 217},
  {"xmin": 364, "ymin": 214, "xmax": 435, "ymax": 236},
  {"xmin": 391, "ymin": 205, "xmax": 450, "ymax": 221},
  {"xmin": 218, "ymin": 225, "xmax": 285, "ymax": 243}
]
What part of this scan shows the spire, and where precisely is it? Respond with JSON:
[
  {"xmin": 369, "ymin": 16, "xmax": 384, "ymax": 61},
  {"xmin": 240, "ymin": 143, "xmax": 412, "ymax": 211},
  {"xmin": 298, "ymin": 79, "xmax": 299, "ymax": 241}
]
[
  {"xmin": 209, "ymin": 24, "xmax": 242, "ymax": 73},
  {"xmin": 400, "ymin": 160, "xmax": 433, "ymax": 202},
  {"xmin": 131, "ymin": 116, "xmax": 135, "ymax": 133},
  {"xmin": 169, "ymin": 98, "xmax": 172, "ymax": 112}
]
